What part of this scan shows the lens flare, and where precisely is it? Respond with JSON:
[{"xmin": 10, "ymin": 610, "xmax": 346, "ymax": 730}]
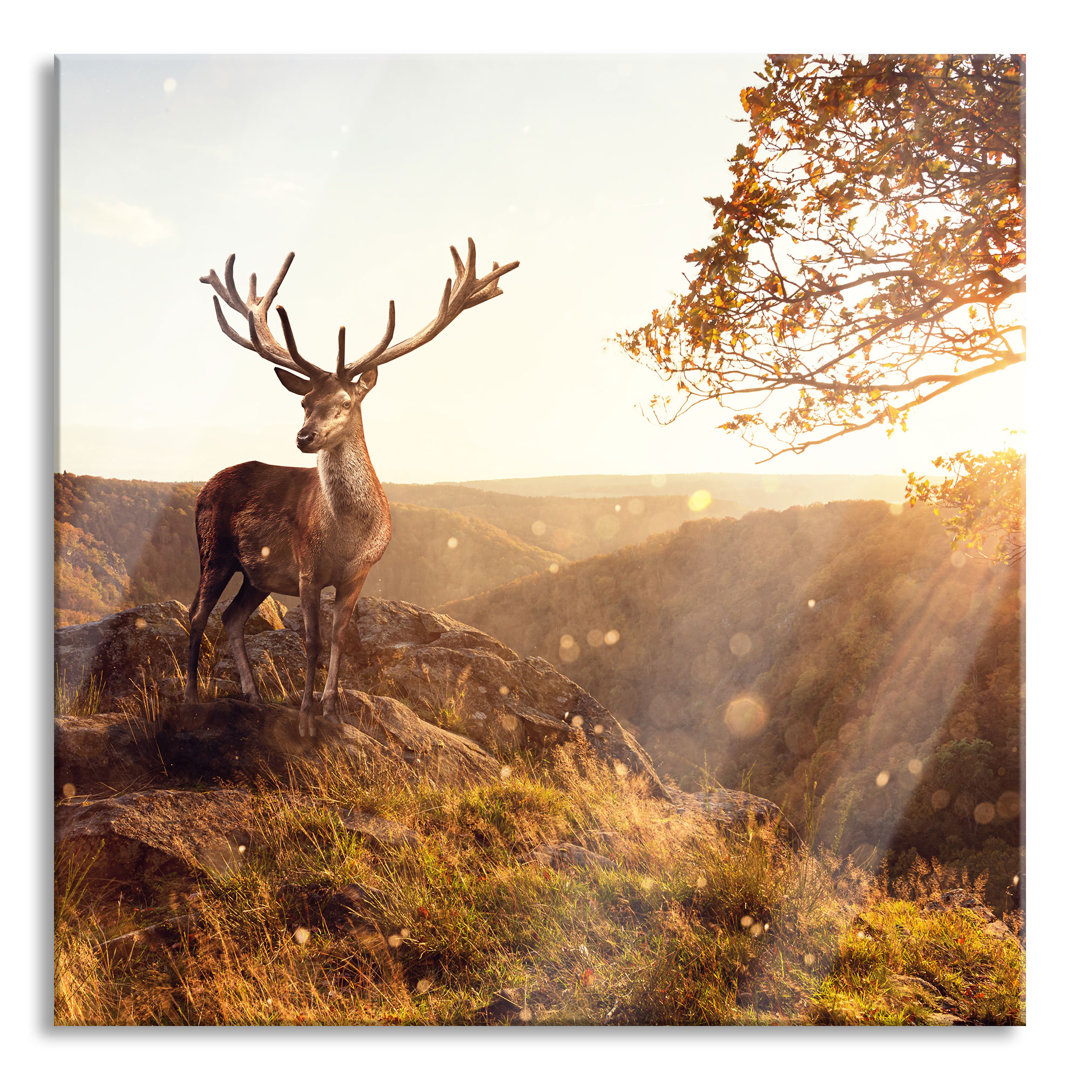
[
  {"xmin": 594, "ymin": 514, "xmax": 620, "ymax": 539},
  {"xmin": 724, "ymin": 695, "xmax": 768, "ymax": 738},
  {"xmin": 996, "ymin": 791, "xmax": 1021, "ymax": 820},
  {"xmin": 729, "ymin": 632, "xmax": 752, "ymax": 657}
]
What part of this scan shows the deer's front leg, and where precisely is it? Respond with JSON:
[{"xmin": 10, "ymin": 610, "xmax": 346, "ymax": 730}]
[
  {"xmin": 321, "ymin": 573, "xmax": 368, "ymax": 725},
  {"xmin": 297, "ymin": 576, "xmax": 322, "ymax": 738}
]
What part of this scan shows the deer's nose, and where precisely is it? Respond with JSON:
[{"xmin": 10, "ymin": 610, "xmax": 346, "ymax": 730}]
[{"xmin": 297, "ymin": 430, "xmax": 316, "ymax": 450}]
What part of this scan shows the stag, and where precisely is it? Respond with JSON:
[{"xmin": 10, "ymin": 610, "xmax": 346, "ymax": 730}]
[{"xmin": 185, "ymin": 240, "xmax": 519, "ymax": 736}]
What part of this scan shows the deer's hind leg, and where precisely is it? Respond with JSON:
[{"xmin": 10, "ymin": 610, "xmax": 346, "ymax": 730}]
[
  {"xmin": 297, "ymin": 576, "xmax": 323, "ymax": 738},
  {"xmin": 222, "ymin": 577, "xmax": 270, "ymax": 702},
  {"xmin": 186, "ymin": 563, "xmax": 235, "ymax": 703}
]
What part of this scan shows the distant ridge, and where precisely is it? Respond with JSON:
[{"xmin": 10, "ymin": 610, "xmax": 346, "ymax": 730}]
[{"xmin": 453, "ymin": 472, "xmax": 907, "ymax": 507}]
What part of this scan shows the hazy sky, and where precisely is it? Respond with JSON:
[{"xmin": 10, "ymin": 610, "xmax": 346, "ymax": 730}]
[{"xmin": 58, "ymin": 53, "xmax": 1025, "ymax": 484}]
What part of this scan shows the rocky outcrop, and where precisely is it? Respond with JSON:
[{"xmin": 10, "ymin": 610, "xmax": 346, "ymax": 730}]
[
  {"xmin": 54, "ymin": 598, "xmax": 785, "ymax": 902},
  {"xmin": 56, "ymin": 692, "xmax": 504, "ymax": 797},
  {"xmin": 55, "ymin": 597, "xmax": 665, "ymax": 793},
  {"xmin": 318, "ymin": 598, "xmax": 666, "ymax": 796}
]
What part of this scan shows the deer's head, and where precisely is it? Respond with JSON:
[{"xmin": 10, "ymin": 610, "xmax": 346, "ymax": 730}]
[
  {"xmin": 200, "ymin": 241, "xmax": 518, "ymax": 456},
  {"xmin": 276, "ymin": 359, "xmax": 378, "ymax": 454}
]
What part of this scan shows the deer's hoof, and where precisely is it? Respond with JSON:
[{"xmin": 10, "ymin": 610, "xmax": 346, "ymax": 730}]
[{"xmin": 321, "ymin": 692, "xmax": 343, "ymax": 726}]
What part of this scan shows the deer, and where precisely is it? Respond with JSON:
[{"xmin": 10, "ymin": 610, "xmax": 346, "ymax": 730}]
[{"xmin": 185, "ymin": 239, "xmax": 519, "ymax": 736}]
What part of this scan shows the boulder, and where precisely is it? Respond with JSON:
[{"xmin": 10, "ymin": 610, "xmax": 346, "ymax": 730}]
[
  {"xmin": 338, "ymin": 689, "xmax": 503, "ymax": 788},
  {"xmin": 54, "ymin": 781, "xmax": 422, "ymax": 899},
  {"xmin": 54, "ymin": 713, "xmax": 159, "ymax": 797},
  {"xmin": 211, "ymin": 629, "xmax": 308, "ymax": 699},
  {"xmin": 154, "ymin": 698, "xmax": 338, "ymax": 786},
  {"xmin": 667, "ymin": 787, "xmax": 787, "ymax": 835},
  {"xmin": 55, "ymin": 597, "xmax": 287, "ymax": 709},
  {"xmin": 336, "ymin": 809, "xmax": 421, "ymax": 851},
  {"xmin": 55, "ymin": 787, "xmax": 256, "ymax": 898},
  {"xmin": 523, "ymin": 843, "xmax": 617, "ymax": 872}
]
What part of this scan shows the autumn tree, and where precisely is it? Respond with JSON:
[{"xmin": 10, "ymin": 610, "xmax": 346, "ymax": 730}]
[{"xmin": 618, "ymin": 54, "xmax": 1025, "ymax": 558}]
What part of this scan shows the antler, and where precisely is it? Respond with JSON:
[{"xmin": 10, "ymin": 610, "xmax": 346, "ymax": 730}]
[
  {"xmin": 343, "ymin": 238, "xmax": 519, "ymax": 379},
  {"xmin": 200, "ymin": 253, "xmax": 326, "ymax": 379}
]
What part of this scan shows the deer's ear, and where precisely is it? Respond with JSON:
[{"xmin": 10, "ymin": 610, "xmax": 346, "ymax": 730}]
[
  {"xmin": 353, "ymin": 367, "xmax": 378, "ymax": 393},
  {"xmin": 275, "ymin": 368, "xmax": 311, "ymax": 396}
]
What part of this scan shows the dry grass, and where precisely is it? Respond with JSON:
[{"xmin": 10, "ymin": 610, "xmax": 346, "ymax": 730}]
[{"xmin": 54, "ymin": 734, "xmax": 1025, "ymax": 1026}]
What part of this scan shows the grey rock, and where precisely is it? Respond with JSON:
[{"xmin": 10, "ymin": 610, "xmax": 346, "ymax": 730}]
[
  {"xmin": 55, "ymin": 787, "xmax": 255, "ymax": 898},
  {"xmin": 523, "ymin": 843, "xmax": 617, "ymax": 871},
  {"xmin": 667, "ymin": 786, "xmax": 787, "ymax": 834}
]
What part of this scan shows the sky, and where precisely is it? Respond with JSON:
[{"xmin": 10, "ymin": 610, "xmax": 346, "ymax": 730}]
[{"xmin": 57, "ymin": 53, "xmax": 1026, "ymax": 485}]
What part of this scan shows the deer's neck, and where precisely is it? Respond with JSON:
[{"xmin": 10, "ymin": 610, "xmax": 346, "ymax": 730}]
[{"xmin": 316, "ymin": 419, "xmax": 387, "ymax": 523}]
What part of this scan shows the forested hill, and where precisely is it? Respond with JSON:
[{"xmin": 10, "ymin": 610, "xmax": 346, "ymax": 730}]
[
  {"xmin": 382, "ymin": 482, "xmax": 744, "ymax": 562},
  {"xmin": 55, "ymin": 474, "xmax": 202, "ymax": 625},
  {"xmin": 445, "ymin": 501, "xmax": 1023, "ymax": 910},
  {"xmin": 54, "ymin": 473, "xmax": 565, "ymax": 625},
  {"xmin": 53, "ymin": 470, "xmax": 767, "ymax": 624}
]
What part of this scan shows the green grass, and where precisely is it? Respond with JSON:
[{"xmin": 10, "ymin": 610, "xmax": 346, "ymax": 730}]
[{"xmin": 54, "ymin": 736, "xmax": 1025, "ymax": 1026}]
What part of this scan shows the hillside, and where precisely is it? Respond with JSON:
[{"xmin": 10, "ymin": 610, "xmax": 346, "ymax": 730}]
[
  {"xmin": 55, "ymin": 596, "xmax": 1024, "ymax": 1026},
  {"xmin": 383, "ymin": 481, "xmax": 745, "ymax": 562},
  {"xmin": 451, "ymin": 471, "xmax": 907, "ymax": 505},
  {"xmin": 54, "ymin": 473, "xmax": 564, "ymax": 624},
  {"xmin": 445, "ymin": 501, "xmax": 1023, "ymax": 911},
  {"xmin": 56, "ymin": 471, "xmax": 908, "ymax": 626}
]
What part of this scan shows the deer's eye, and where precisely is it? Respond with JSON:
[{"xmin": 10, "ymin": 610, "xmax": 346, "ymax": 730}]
[{"xmin": 342, "ymin": 397, "xmax": 352, "ymax": 408}]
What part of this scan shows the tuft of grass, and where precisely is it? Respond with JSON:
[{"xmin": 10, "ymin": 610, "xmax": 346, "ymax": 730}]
[{"xmin": 55, "ymin": 667, "xmax": 105, "ymax": 717}]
